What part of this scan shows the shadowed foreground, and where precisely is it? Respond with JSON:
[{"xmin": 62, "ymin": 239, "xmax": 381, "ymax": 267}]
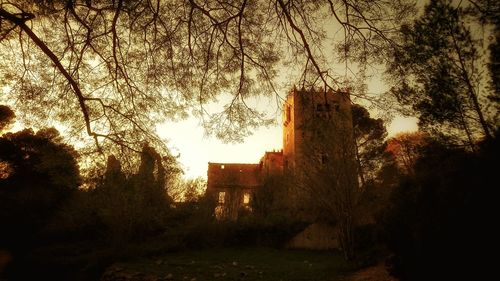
[{"xmin": 101, "ymin": 248, "xmax": 357, "ymax": 281}]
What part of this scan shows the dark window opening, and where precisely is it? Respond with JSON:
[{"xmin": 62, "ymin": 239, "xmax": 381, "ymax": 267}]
[
  {"xmin": 286, "ymin": 105, "xmax": 291, "ymax": 122},
  {"xmin": 316, "ymin": 103, "xmax": 334, "ymax": 119},
  {"xmin": 321, "ymin": 153, "xmax": 329, "ymax": 164}
]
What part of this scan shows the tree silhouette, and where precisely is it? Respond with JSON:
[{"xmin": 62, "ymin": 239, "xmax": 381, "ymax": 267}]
[
  {"xmin": 0, "ymin": 0, "xmax": 415, "ymax": 157},
  {"xmin": 351, "ymin": 104, "xmax": 387, "ymax": 187},
  {"xmin": 297, "ymin": 109, "xmax": 359, "ymax": 260},
  {"xmin": 380, "ymin": 133, "xmax": 498, "ymax": 281},
  {"xmin": 0, "ymin": 105, "xmax": 14, "ymax": 132},
  {"xmin": 54, "ymin": 144, "xmax": 178, "ymax": 247},
  {"xmin": 385, "ymin": 132, "xmax": 425, "ymax": 175},
  {"xmin": 252, "ymin": 174, "xmax": 290, "ymax": 219},
  {"xmin": 182, "ymin": 177, "xmax": 206, "ymax": 203},
  {"xmin": 471, "ymin": 0, "xmax": 500, "ymax": 99},
  {"xmin": 0, "ymin": 127, "xmax": 80, "ymax": 252},
  {"xmin": 386, "ymin": 0, "xmax": 498, "ymax": 148}
]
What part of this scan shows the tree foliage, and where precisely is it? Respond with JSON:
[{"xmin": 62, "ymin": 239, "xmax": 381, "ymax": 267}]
[
  {"xmin": 0, "ymin": 126, "xmax": 80, "ymax": 251},
  {"xmin": 54, "ymin": 144, "xmax": 177, "ymax": 246},
  {"xmin": 471, "ymin": 0, "xmax": 500, "ymax": 99},
  {"xmin": 386, "ymin": 0, "xmax": 498, "ymax": 148},
  {"xmin": 0, "ymin": 0, "xmax": 415, "ymax": 158},
  {"xmin": 385, "ymin": 132, "xmax": 424, "ymax": 175},
  {"xmin": 0, "ymin": 104, "xmax": 14, "ymax": 132},
  {"xmin": 182, "ymin": 177, "xmax": 206, "ymax": 203},
  {"xmin": 252, "ymin": 174, "xmax": 290, "ymax": 219},
  {"xmin": 379, "ymin": 133, "xmax": 498, "ymax": 281},
  {"xmin": 351, "ymin": 104, "xmax": 387, "ymax": 187},
  {"xmin": 298, "ymin": 108, "xmax": 359, "ymax": 260}
]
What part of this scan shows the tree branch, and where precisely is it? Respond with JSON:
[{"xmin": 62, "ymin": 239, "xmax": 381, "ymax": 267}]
[{"xmin": 1, "ymin": 7, "xmax": 101, "ymax": 150}]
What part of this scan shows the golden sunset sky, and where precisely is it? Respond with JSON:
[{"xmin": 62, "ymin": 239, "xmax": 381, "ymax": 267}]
[{"xmin": 158, "ymin": 65, "xmax": 419, "ymax": 179}]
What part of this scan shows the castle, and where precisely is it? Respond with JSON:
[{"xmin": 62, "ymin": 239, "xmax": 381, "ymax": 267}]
[{"xmin": 206, "ymin": 87, "xmax": 357, "ymax": 221}]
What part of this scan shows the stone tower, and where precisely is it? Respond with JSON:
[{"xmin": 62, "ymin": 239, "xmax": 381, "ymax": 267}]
[
  {"xmin": 206, "ymin": 86, "xmax": 357, "ymax": 221},
  {"xmin": 282, "ymin": 87, "xmax": 358, "ymax": 213}
]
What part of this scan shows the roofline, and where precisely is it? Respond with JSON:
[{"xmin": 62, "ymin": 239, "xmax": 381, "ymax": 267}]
[
  {"xmin": 208, "ymin": 162, "xmax": 261, "ymax": 166},
  {"xmin": 209, "ymin": 184, "xmax": 262, "ymax": 189}
]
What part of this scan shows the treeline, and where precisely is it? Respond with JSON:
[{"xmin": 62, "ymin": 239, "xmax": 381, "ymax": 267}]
[
  {"xmin": 0, "ymin": 106, "xmax": 304, "ymax": 281},
  {"xmin": 0, "ymin": 107, "xmax": 204, "ymax": 280},
  {"xmin": 1, "ymin": 103, "xmax": 499, "ymax": 281},
  {"xmin": 0, "ymin": 1, "xmax": 498, "ymax": 280},
  {"xmin": 380, "ymin": 133, "xmax": 498, "ymax": 280}
]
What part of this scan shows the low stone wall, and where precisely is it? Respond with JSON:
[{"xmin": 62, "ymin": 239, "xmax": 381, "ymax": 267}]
[{"xmin": 286, "ymin": 222, "xmax": 339, "ymax": 250}]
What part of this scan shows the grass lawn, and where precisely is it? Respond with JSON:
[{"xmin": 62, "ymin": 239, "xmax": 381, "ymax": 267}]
[{"xmin": 104, "ymin": 247, "xmax": 356, "ymax": 281}]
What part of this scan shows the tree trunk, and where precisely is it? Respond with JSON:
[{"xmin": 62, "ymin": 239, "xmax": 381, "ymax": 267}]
[
  {"xmin": 450, "ymin": 28, "xmax": 492, "ymax": 139},
  {"xmin": 354, "ymin": 138, "xmax": 366, "ymax": 188}
]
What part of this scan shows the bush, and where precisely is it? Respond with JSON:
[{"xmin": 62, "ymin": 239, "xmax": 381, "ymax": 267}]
[
  {"xmin": 379, "ymin": 136, "xmax": 498, "ymax": 281},
  {"xmin": 180, "ymin": 214, "xmax": 307, "ymax": 249}
]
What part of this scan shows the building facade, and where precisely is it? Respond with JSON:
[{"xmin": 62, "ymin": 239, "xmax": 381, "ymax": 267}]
[
  {"xmin": 282, "ymin": 87, "xmax": 358, "ymax": 217},
  {"xmin": 206, "ymin": 87, "xmax": 356, "ymax": 220}
]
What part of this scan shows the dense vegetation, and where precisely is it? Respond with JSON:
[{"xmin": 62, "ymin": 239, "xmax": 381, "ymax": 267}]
[{"xmin": 0, "ymin": 0, "xmax": 499, "ymax": 280}]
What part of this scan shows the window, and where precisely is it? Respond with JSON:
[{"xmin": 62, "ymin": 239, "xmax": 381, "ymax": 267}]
[
  {"xmin": 218, "ymin": 191, "xmax": 226, "ymax": 204},
  {"xmin": 316, "ymin": 103, "xmax": 332, "ymax": 119},
  {"xmin": 0, "ymin": 161, "xmax": 13, "ymax": 179},
  {"xmin": 215, "ymin": 206, "xmax": 225, "ymax": 219},
  {"xmin": 320, "ymin": 153, "xmax": 329, "ymax": 164},
  {"xmin": 285, "ymin": 105, "xmax": 291, "ymax": 122},
  {"xmin": 243, "ymin": 193, "xmax": 250, "ymax": 204}
]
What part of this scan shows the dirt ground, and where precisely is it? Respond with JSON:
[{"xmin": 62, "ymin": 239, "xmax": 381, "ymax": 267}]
[{"xmin": 347, "ymin": 263, "xmax": 397, "ymax": 281}]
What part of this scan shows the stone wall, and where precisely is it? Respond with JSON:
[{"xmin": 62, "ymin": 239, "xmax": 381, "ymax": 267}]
[{"xmin": 286, "ymin": 222, "xmax": 339, "ymax": 250}]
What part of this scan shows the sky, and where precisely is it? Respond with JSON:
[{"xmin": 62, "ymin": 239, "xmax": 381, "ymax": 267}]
[
  {"xmin": 157, "ymin": 65, "xmax": 419, "ymax": 180},
  {"xmin": 157, "ymin": 100, "xmax": 418, "ymax": 179}
]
